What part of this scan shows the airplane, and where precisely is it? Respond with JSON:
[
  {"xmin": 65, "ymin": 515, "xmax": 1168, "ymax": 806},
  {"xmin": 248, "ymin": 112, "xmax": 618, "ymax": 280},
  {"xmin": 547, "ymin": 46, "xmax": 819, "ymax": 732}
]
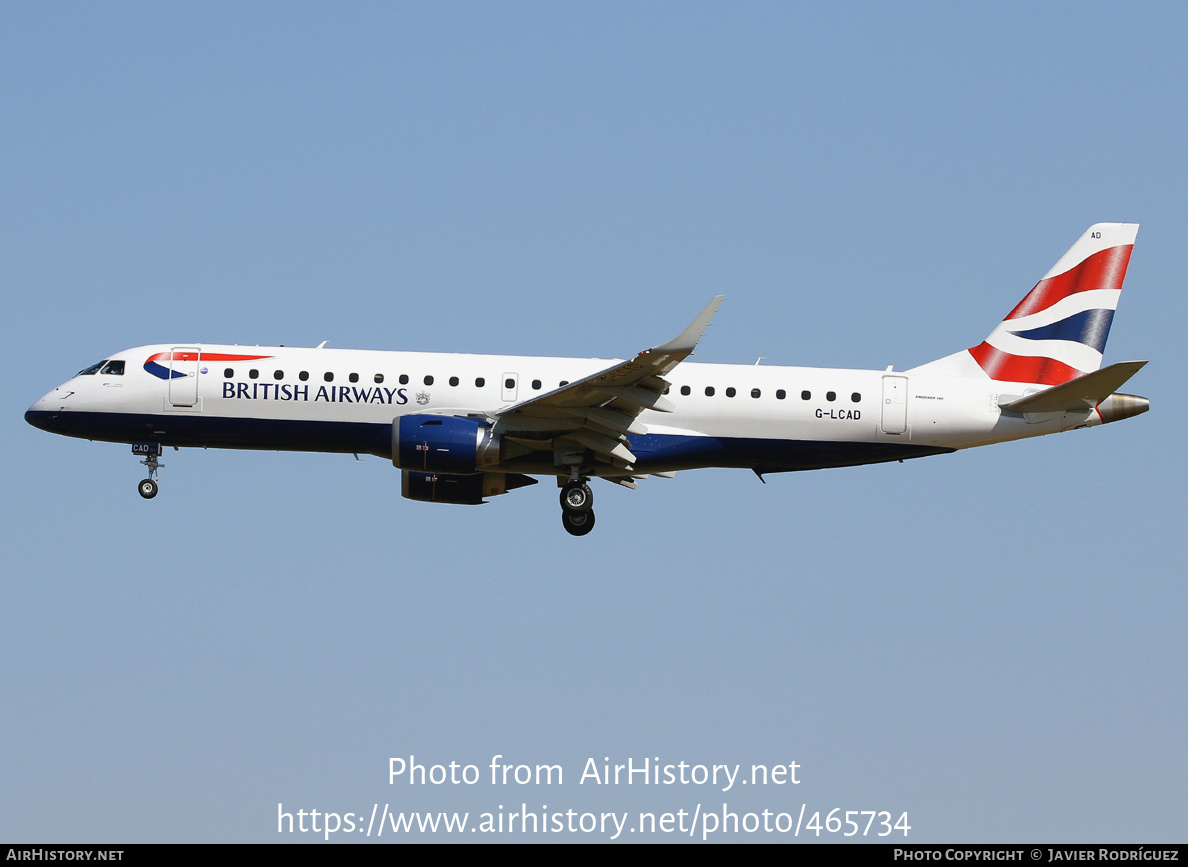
[{"xmin": 26, "ymin": 223, "xmax": 1149, "ymax": 536}]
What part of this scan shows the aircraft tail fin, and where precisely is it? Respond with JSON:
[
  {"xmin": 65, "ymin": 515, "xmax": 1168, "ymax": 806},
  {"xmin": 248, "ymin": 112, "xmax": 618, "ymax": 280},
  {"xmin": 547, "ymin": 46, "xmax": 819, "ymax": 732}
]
[{"xmin": 909, "ymin": 223, "xmax": 1139, "ymax": 385}]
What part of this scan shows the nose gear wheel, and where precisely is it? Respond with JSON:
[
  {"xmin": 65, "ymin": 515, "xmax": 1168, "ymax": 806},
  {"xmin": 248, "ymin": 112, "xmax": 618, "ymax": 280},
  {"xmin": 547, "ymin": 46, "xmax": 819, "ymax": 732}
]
[{"xmin": 134, "ymin": 444, "xmax": 164, "ymax": 500}]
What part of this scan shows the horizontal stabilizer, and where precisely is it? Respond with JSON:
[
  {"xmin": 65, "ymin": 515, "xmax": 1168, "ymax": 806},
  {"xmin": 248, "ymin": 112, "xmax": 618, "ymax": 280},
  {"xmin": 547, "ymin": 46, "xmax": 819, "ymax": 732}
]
[{"xmin": 998, "ymin": 361, "xmax": 1147, "ymax": 413}]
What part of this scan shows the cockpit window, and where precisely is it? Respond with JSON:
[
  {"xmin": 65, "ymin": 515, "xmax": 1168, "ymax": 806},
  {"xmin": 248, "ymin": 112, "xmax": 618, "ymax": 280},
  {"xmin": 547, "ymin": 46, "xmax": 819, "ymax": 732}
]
[
  {"xmin": 77, "ymin": 360, "xmax": 107, "ymax": 376},
  {"xmin": 100, "ymin": 360, "xmax": 125, "ymax": 375}
]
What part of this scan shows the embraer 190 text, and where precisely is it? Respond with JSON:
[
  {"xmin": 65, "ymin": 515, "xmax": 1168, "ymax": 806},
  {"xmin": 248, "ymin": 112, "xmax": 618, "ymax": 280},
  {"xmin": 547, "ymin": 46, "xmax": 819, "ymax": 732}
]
[{"xmin": 27, "ymin": 223, "xmax": 1149, "ymax": 535}]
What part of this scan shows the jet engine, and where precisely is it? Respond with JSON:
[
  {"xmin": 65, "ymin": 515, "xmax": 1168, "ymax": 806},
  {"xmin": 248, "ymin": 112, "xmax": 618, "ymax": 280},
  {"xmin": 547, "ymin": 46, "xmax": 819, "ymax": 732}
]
[{"xmin": 392, "ymin": 414, "xmax": 501, "ymax": 474}]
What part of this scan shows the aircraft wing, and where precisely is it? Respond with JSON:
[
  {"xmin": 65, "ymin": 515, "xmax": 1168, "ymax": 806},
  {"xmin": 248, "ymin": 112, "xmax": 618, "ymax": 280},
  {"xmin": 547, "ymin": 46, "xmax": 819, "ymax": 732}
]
[{"xmin": 490, "ymin": 296, "xmax": 724, "ymax": 473}]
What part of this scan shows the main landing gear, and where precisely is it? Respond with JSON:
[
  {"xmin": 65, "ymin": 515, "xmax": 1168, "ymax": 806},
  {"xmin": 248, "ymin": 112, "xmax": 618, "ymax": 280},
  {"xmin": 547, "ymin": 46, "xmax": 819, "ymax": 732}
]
[
  {"xmin": 133, "ymin": 442, "xmax": 163, "ymax": 500},
  {"xmin": 559, "ymin": 478, "xmax": 595, "ymax": 536}
]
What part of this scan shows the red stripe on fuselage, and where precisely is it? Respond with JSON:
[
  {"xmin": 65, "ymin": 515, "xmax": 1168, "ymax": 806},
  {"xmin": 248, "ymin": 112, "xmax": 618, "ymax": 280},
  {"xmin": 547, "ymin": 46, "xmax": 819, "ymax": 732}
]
[
  {"xmin": 1004, "ymin": 244, "xmax": 1132, "ymax": 320},
  {"xmin": 146, "ymin": 352, "xmax": 274, "ymax": 364},
  {"xmin": 968, "ymin": 343, "xmax": 1084, "ymax": 386}
]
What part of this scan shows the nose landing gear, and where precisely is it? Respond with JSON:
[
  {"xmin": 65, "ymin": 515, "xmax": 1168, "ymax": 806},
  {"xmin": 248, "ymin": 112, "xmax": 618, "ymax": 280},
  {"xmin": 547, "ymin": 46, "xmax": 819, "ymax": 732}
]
[
  {"xmin": 559, "ymin": 477, "xmax": 595, "ymax": 536},
  {"xmin": 132, "ymin": 442, "xmax": 163, "ymax": 500}
]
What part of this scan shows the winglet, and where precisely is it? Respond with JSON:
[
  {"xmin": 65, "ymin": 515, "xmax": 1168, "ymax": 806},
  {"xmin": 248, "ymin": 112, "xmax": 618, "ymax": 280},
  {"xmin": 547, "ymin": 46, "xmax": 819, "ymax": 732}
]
[{"xmin": 651, "ymin": 296, "xmax": 725, "ymax": 355}]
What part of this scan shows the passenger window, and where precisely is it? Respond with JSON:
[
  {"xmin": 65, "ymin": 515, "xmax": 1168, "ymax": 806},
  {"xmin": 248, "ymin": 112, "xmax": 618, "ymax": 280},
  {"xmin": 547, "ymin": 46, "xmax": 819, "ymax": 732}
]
[
  {"xmin": 801, "ymin": 390, "xmax": 810, "ymax": 400},
  {"xmin": 776, "ymin": 389, "xmax": 786, "ymax": 400},
  {"xmin": 751, "ymin": 388, "xmax": 760, "ymax": 398},
  {"xmin": 726, "ymin": 387, "xmax": 736, "ymax": 398},
  {"xmin": 705, "ymin": 386, "xmax": 715, "ymax": 396},
  {"xmin": 505, "ymin": 378, "xmax": 515, "ymax": 390},
  {"xmin": 77, "ymin": 361, "xmax": 106, "ymax": 376},
  {"xmin": 826, "ymin": 391, "xmax": 836, "ymax": 401},
  {"xmin": 274, "ymin": 370, "xmax": 284, "ymax": 380},
  {"xmin": 324, "ymin": 372, "xmax": 334, "ymax": 382},
  {"xmin": 399, "ymin": 374, "xmax": 409, "ymax": 385},
  {"xmin": 449, "ymin": 376, "xmax": 459, "ymax": 387},
  {"xmin": 249, "ymin": 369, "xmax": 259, "ymax": 380},
  {"xmin": 349, "ymin": 373, "xmax": 359, "ymax": 383},
  {"xmin": 99, "ymin": 360, "xmax": 125, "ymax": 375},
  {"xmin": 851, "ymin": 392, "xmax": 861, "ymax": 403},
  {"xmin": 532, "ymin": 379, "xmax": 542, "ymax": 390},
  {"xmin": 224, "ymin": 368, "xmax": 234, "ymax": 379},
  {"xmin": 475, "ymin": 377, "xmax": 485, "ymax": 387},
  {"xmin": 559, "ymin": 381, "xmax": 569, "ymax": 387},
  {"xmin": 681, "ymin": 385, "xmax": 691, "ymax": 396},
  {"xmin": 424, "ymin": 375, "xmax": 434, "ymax": 386},
  {"xmin": 299, "ymin": 371, "xmax": 309, "ymax": 381},
  {"xmin": 374, "ymin": 373, "xmax": 384, "ymax": 384}
]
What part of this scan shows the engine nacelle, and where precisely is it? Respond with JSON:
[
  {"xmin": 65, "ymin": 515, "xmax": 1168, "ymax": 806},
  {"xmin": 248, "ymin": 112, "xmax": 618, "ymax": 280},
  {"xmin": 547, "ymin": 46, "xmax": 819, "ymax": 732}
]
[
  {"xmin": 392, "ymin": 414, "xmax": 500, "ymax": 474},
  {"xmin": 401, "ymin": 470, "xmax": 537, "ymax": 505}
]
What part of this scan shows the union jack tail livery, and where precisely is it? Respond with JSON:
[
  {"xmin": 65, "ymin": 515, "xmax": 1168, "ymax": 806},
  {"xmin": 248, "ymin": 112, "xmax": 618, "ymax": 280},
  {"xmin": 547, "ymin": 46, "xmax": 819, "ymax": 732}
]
[{"xmin": 911, "ymin": 223, "xmax": 1138, "ymax": 385}]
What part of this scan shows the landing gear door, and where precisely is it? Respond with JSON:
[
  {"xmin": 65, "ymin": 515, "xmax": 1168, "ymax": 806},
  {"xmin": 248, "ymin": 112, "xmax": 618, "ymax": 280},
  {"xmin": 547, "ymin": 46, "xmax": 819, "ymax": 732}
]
[
  {"xmin": 881, "ymin": 375, "xmax": 908, "ymax": 435},
  {"xmin": 168, "ymin": 347, "xmax": 201, "ymax": 407}
]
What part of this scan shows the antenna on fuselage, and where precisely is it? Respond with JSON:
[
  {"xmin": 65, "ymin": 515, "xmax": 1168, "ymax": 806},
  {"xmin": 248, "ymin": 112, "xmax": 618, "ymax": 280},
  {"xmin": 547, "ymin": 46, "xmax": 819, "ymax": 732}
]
[{"xmin": 316, "ymin": 341, "xmax": 328, "ymax": 349}]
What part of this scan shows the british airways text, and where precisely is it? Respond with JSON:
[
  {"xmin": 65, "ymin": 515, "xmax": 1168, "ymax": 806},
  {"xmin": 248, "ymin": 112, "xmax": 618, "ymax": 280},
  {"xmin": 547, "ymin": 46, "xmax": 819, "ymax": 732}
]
[{"xmin": 221, "ymin": 382, "xmax": 409, "ymax": 405}]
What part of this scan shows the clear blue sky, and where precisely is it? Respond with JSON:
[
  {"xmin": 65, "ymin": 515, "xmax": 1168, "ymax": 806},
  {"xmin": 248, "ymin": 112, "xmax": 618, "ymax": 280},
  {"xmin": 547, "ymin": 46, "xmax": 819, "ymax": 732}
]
[{"xmin": 2, "ymin": 1, "xmax": 1184, "ymax": 842}]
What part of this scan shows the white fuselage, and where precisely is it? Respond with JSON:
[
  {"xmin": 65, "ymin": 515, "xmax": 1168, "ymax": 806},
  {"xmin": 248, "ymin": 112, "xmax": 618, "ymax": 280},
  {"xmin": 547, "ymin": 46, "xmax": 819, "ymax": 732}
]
[{"xmin": 26, "ymin": 342, "xmax": 1100, "ymax": 476}]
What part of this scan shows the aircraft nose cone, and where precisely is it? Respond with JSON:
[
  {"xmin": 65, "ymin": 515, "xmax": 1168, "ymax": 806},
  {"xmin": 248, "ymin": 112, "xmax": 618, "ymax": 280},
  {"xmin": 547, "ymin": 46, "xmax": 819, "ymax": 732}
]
[
  {"xmin": 25, "ymin": 406, "xmax": 57, "ymax": 432},
  {"xmin": 25, "ymin": 392, "xmax": 64, "ymax": 433}
]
